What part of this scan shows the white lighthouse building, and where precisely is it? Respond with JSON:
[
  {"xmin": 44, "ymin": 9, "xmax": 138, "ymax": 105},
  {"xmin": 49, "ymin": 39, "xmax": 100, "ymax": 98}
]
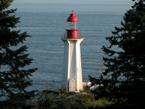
[{"xmin": 62, "ymin": 11, "xmax": 83, "ymax": 92}]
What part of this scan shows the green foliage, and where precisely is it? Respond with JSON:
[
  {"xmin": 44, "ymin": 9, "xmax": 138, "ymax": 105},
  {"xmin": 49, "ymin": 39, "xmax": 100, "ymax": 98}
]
[
  {"xmin": 89, "ymin": 0, "xmax": 145, "ymax": 107},
  {"xmin": 37, "ymin": 92, "xmax": 58, "ymax": 109},
  {"xmin": 70, "ymin": 94, "xmax": 96, "ymax": 109},
  {"xmin": 96, "ymin": 98, "xmax": 115, "ymax": 108},
  {"xmin": 34, "ymin": 86, "xmax": 97, "ymax": 109},
  {"xmin": 58, "ymin": 84, "xmax": 67, "ymax": 95},
  {"xmin": 28, "ymin": 87, "xmax": 129, "ymax": 109},
  {"xmin": 0, "ymin": 0, "xmax": 38, "ymax": 108}
]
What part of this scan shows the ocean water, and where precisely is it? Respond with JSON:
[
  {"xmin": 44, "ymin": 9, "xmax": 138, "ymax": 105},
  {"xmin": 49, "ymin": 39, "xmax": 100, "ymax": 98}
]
[{"xmin": 5, "ymin": 0, "xmax": 133, "ymax": 92}]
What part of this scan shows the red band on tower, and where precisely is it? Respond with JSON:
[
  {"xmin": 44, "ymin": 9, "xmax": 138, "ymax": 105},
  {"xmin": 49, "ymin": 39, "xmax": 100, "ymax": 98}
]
[{"xmin": 66, "ymin": 12, "xmax": 79, "ymax": 39}]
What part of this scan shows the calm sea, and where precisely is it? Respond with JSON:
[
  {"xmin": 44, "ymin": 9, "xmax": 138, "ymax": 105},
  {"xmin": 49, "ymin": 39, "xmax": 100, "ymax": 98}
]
[{"xmin": 5, "ymin": 0, "xmax": 133, "ymax": 92}]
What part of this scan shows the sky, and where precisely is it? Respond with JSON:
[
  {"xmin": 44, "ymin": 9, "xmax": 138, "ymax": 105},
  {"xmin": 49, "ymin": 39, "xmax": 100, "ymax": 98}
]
[
  {"xmin": 11, "ymin": 0, "xmax": 134, "ymax": 13},
  {"xmin": 13, "ymin": 0, "xmax": 133, "ymax": 4}
]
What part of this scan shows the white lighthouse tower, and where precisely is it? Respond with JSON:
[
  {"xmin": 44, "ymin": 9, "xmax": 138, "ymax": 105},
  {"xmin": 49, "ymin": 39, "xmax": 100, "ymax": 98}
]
[{"xmin": 62, "ymin": 11, "xmax": 83, "ymax": 92}]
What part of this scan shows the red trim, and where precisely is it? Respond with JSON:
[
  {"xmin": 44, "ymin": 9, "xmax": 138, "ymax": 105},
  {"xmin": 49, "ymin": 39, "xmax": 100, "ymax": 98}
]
[{"xmin": 67, "ymin": 30, "xmax": 79, "ymax": 38}]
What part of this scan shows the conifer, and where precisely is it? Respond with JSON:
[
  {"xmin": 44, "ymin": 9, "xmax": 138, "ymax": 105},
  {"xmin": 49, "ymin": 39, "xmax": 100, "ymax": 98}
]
[
  {"xmin": 0, "ymin": 0, "xmax": 38, "ymax": 108},
  {"xmin": 89, "ymin": 0, "xmax": 145, "ymax": 105}
]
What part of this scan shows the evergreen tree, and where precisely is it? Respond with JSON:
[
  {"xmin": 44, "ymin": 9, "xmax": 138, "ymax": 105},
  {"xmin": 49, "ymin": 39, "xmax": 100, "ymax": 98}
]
[
  {"xmin": 89, "ymin": 0, "xmax": 145, "ymax": 106},
  {"xmin": 0, "ymin": 0, "xmax": 38, "ymax": 108}
]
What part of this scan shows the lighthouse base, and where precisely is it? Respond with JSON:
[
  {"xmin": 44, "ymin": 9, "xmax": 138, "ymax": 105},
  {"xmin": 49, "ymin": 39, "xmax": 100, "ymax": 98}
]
[{"xmin": 62, "ymin": 38, "xmax": 84, "ymax": 92}]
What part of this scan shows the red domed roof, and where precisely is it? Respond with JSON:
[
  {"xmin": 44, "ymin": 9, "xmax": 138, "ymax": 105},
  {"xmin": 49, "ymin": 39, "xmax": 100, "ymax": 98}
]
[{"xmin": 67, "ymin": 12, "xmax": 78, "ymax": 22}]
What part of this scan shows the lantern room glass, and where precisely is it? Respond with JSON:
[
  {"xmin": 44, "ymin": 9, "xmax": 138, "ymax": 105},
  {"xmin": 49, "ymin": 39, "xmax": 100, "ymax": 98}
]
[{"xmin": 66, "ymin": 22, "xmax": 79, "ymax": 30}]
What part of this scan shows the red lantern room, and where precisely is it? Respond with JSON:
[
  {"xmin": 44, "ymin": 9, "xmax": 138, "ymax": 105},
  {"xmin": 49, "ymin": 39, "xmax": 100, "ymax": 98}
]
[{"xmin": 66, "ymin": 11, "xmax": 79, "ymax": 39}]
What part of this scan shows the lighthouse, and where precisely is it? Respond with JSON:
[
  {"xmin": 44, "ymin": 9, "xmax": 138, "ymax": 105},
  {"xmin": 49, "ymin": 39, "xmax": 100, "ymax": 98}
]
[{"xmin": 62, "ymin": 11, "xmax": 83, "ymax": 92}]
